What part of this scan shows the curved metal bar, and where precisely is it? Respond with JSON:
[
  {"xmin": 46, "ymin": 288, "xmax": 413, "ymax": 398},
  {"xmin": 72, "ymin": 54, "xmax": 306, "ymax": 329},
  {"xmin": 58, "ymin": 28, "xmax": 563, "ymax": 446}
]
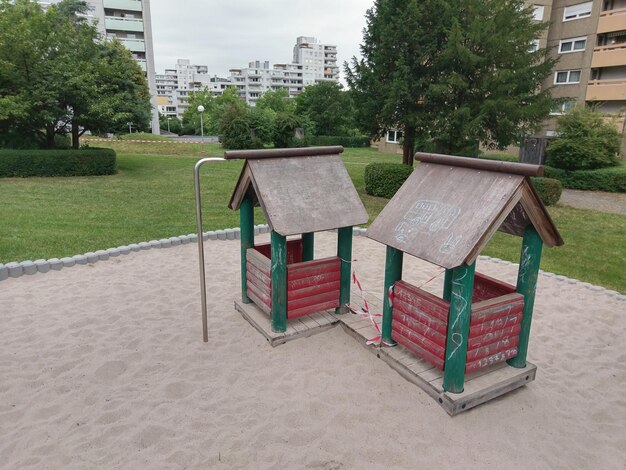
[{"xmin": 194, "ymin": 157, "xmax": 225, "ymax": 342}]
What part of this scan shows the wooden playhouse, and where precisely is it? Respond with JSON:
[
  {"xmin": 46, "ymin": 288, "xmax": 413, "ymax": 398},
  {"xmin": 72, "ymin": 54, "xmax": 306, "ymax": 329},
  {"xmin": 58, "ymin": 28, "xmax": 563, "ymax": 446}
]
[
  {"xmin": 226, "ymin": 146, "xmax": 368, "ymax": 334},
  {"xmin": 367, "ymin": 153, "xmax": 563, "ymax": 405}
]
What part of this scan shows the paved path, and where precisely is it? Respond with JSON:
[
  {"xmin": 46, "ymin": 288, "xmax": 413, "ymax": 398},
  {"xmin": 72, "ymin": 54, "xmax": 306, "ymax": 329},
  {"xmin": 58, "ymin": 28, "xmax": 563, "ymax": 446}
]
[{"xmin": 559, "ymin": 189, "xmax": 626, "ymax": 215}]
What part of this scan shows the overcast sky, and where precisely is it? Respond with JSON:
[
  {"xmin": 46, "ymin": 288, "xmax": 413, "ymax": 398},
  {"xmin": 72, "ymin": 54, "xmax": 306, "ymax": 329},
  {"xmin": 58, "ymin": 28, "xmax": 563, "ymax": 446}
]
[{"xmin": 150, "ymin": 0, "xmax": 371, "ymax": 81}]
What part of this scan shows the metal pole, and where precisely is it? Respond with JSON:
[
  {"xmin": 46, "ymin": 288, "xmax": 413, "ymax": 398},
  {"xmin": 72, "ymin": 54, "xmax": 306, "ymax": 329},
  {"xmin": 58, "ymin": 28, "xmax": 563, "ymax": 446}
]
[
  {"xmin": 200, "ymin": 112, "xmax": 204, "ymax": 138},
  {"xmin": 167, "ymin": 118, "xmax": 170, "ymax": 133},
  {"xmin": 194, "ymin": 157, "xmax": 225, "ymax": 342}
]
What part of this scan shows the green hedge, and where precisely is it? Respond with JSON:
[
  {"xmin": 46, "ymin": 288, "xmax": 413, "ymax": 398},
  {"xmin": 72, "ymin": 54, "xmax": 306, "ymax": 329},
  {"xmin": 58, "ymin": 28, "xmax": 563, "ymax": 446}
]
[
  {"xmin": 0, "ymin": 148, "xmax": 117, "ymax": 177},
  {"xmin": 310, "ymin": 135, "xmax": 370, "ymax": 148},
  {"xmin": 364, "ymin": 162, "xmax": 413, "ymax": 198},
  {"xmin": 544, "ymin": 165, "xmax": 626, "ymax": 193},
  {"xmin": 530, "ymin": 177, "xmax": 562, "ymax": 206}
]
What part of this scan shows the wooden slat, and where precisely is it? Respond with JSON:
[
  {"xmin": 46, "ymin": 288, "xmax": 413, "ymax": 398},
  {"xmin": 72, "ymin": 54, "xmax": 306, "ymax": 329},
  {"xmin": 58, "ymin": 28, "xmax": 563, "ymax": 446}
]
[
  {"xmin": 287, "ymin": 289, "xmax": 339, "ymax": 311},
  {"xmin": 394, "ymin": 280, "xmax": 450, "ymax": 323},
  {"xmin": 519, "ymin": 179, "xmax": 564, "ymax": 247},
  {"xmin": 467, "ymin": 324, "xmax": 521, "ymax": 349},
  {"xmin": 392, "ymin": 322, "xmax": 445, "ymax": 359},
  {"xmin": 246, "ymin": 248, "xmax": 270, "ymax": 275},
  {"xmin": 469, "ymin": 312, "xmax": 522, "ymax": 336},
  {"xmin": 288, "ymin": 280, "xmax": 341, "ymax": 302},
  {"xmin": 393, "ymin": 298, "xmax": 448, "ymax": 335},
  {"xmin": 472, "ymin": 271, "xmax": 517, "ymax": 302},
  {"xmin": 246, "ymin": 262, "xmax": 271, "ymax": 287},
  {"xmin": 466, "ymin": 348, "xmax": 518, "ymax": 374},
  {"xmin": 288, "ymin": 271, "xmax": 341, "ymax": 290},
  {"xmin": 392, "ymin": 330, "xmax": 445, "ymax": 370},
  {"xmin": 393, "ymin": 310, "xmax": 447, "ymax": 347},
  {"xmin": 466, "ymin": 335, "xmax": 519, "ymax": 362},
  {"xmin": 287, "ymin": 257, "xmax": 340, "ymax": 281},
  {"xmin": 246, "ymin": 267, "xmax": 271, "ymax": 295},
  {"xmin": 246, "ymin": 289, "xmax": 271, "ymax": 316},
  {"xmin": 287, "ymin": 256, "xmax": 341, "ymax": 273},
  {"xmin": 470, "ymin": 293, "xmax": 524, "ymax": 325},
  {"xmin": 247, "ymin": 281, "xmax": 271, "ymax": 308},
  {"xmin": 288, "ymin": 299, "xmax": 339, "ymax": 319}
]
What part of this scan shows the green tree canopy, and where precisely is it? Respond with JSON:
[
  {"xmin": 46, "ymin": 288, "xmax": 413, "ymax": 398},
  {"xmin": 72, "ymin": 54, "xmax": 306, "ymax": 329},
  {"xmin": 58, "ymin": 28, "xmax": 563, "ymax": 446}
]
[
  {"xmin": 345, "ymin": 0, "xmax": 556, "ymax": 164},
  {"xmin": 256, "ymin": 89, "xmax": 294, "ymax": 114},
  {"xmin": 182, "ymin": 86, "xmax": 244, "ymax": 136},
  {"xmin": 295, "ymin": 82, "xmax": 355, "ymax": 136},
  {"xmin": 0, "ymin": 0, "xmax": 150, "ymax": 148}
]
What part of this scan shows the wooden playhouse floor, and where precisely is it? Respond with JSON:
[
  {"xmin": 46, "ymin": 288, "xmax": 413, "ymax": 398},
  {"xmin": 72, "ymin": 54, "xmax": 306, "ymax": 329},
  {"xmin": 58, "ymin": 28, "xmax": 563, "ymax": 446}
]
[{"xmin": 235, "ymin": 286, "xmax": 536, "ymax": 416}]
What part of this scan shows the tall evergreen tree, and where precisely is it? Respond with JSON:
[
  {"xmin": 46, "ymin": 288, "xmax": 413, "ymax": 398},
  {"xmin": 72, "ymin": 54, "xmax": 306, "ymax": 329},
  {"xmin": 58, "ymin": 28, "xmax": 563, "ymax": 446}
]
[{"xmin": 345, "ymin": 0, "xmax": 556, "ymax": 164}]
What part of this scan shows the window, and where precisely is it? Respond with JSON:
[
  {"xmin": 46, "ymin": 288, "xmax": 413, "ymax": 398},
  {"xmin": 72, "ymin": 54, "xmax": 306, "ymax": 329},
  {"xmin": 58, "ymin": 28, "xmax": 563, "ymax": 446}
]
[
  {"xmin": 386, "ymin": 130, "xmax": 403, "ymax": 143},
  {"xmin": 529, "ymin": 40, "xmax": 540, "ymax": 52},
  {"xmin": 554, "ymin": 70, "xmax": 581, "ymax": 84},
  {"xmin": 550, "ymin": 99, "xmax": 577, "ymax": 115},
  {"xmin": 559, "ymin": 37, "xmax": 587, "ymax": 53},
  {"xmin": 563, "ymin": 2, "xmax": 592, "ymax": 21},
  {"xmin": 532, "ymin": 5, "xmax": 544, "ymax": 21}
]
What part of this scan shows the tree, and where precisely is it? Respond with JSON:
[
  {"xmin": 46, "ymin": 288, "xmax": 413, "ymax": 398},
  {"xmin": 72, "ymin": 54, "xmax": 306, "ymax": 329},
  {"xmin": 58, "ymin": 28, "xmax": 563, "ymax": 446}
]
[
  {"xmin": 256, "ymin": 89, "xmax": 295, "ymax": 114},
  {"xmin": 159, "ymin": 114, "xmax": 182, "ymax": 134},
  {"xmin": 345, "ymin": 0, "xmax": 556, "ymax": 165},
  {"xmin": 295, "ymin": 82, "xmax": 355, "ymax": 136},
  {"xmin": 182, "ymin": 86, "xmax": 244, "ymax": 136},
  {"xmin": 0, "ymin": 0, "xmax": 151, "ymax": 148},
  {"xmin": 219, "ymin": 104, "xmax": 260, "ymax": 150},
  {"xmin": 546, "ymin": 106, "xmax": 622, "ymax": 171}
]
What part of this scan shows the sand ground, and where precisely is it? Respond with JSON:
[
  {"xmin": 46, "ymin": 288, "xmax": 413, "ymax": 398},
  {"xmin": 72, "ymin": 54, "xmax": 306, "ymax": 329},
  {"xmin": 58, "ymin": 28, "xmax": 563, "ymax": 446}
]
[{"xmin": 1, "ymin": 233, "xmax": 624, "ymax": 470}]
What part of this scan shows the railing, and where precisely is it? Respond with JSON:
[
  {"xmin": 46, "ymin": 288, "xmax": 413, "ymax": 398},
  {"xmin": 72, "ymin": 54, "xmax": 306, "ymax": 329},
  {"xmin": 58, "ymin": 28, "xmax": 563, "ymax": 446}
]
[
  {"xmin": 592, "ymin": 43, "xmax": 626, "ymax": 67},
  {"xmin": 588, "ymin": 79, "xmax": 626, "ymax": 86},
  {"xmin": 103, "ymin": 0, "xmax": 142, "ymax": 12},
  {"xmin": 600, "ymin": 6, "xmax": 626, "ymax": 17},
  {"xmin": 104, "ymin": 16, "xmax": 144, "ymax": 32}
]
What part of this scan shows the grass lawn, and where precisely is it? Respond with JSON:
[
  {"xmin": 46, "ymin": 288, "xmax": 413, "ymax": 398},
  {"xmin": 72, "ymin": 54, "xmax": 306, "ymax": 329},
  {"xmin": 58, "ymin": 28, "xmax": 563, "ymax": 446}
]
[{"xmin": 1, "ymin": 141, "xmax": 624, "ymax": 293}]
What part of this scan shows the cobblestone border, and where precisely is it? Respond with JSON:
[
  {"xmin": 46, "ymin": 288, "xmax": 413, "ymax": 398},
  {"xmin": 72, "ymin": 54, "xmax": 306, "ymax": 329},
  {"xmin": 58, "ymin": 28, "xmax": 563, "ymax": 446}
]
[{"xmin": 1, "ymin": 226, "xmax": 623, "ymax": 302}]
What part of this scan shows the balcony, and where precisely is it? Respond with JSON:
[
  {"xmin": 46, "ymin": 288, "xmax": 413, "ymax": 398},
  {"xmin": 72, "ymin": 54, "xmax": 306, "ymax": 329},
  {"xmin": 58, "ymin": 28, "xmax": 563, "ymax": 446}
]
[
  {"xmin": 586, "ymin": 79, "xmax": 626, "ymax": 100},
  {"xmin": 104, "ymin": 16, "xmax": 144, "ymax": 32},
  {"xmin": 103, "ymin": 0, "xmax": 142, "ymax": 12},
  {"xmin": 597, "ymin": 7, "xmax": 626, "ymax": 34},
  {"xmin": 135, "ymin": 59, "xmax": 147, "ymax": 72},
  {"xmin": 119, "ymin": 38, "xmax": 145, "ymax": 52}
]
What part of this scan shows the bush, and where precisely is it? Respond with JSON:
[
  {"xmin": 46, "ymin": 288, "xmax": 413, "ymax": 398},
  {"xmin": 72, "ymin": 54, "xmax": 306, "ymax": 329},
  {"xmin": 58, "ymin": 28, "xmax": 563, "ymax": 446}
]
[
  {"xmin": 309, "ymin": 135, "xmax": 370, "ymax": 148},
  {"xmin": 364, "ymin": 162, "xmax": 413, "ymax": 198},
  {"xmin": 219, "ymin": 104, "xmax": 260, "ymax": 150},
  {"xmin": 530, "ymin": 177, "xmax": 562, "ymax": 206},
  {"xmin": 273, "ymin": 112, "xmax": 308, "ymax": 148},
  {"xmin": 544, "ymin": 165, "xmax": 626, "ymax": 193},
  {"xmin": 0, "ymin": 148, "xmax": 117, "ymax": 177},
  {"xmin": 546, "ymin": 106, "xmax": 621, "ymax": 171}
]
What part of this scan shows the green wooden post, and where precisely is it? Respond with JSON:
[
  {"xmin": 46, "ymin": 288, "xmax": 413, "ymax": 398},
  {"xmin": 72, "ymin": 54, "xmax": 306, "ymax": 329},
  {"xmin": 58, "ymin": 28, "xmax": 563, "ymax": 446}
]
[
  {"xmin": 381, "ymin": 246, "xmax": 404, "ymax": 345},
  {"xmin": 270, "ymin": 230, "xmax": 287, "ymax": 333},
  {"xmin": 239, "ymin": 195, "xmax": 254, "ymax": 304},
  {"xmin": 443, "ymin": 262, "xmax": 476, "ymax": 394},
  {"xmin": 302, "ymin": 232, "xmax": 314, "ymax": 262},
  {"xmin": 336, "ymin": 226, "xmax": 353, "ymax": 314},
  {"xmin": 443, "ymin": 268, "xmax": 453, "ymax": 302},
  {"xmin": 508, "ymin": 225, "xmax": 543, "ymax": 368}
]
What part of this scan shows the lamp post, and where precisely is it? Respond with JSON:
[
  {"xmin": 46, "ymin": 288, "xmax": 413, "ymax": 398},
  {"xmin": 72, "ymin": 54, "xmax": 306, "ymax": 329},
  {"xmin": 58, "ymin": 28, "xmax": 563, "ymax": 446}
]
[
  {"xmin": 197, "ymin": 105, "xmax": 205, "ymax": 139},
  {"xmin": 167, "ymin": 117, "xmax": 171, "ymax": 133},
  {"xmin": 127, "ymin": 122, "xmax": 132, "ymax": 134}
]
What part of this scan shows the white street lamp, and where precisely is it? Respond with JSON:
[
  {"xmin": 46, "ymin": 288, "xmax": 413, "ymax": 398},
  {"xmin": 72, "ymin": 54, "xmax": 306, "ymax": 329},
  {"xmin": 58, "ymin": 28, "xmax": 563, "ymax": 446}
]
[{"xmin": 197, "ymin": 105, "xmax": 205, "ymax": 138}]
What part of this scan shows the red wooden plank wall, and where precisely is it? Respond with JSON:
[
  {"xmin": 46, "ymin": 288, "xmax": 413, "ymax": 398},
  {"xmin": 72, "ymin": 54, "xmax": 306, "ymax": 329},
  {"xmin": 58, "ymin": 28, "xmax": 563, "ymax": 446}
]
[
  {"xmin": 287, "ymin": 256, "xmax": 340, "ymax": 318},
  {"xmin": 254, "ymin": 239, "xmax": 303, "ymax": 265},
  {"xmin": 391, "ymin": 276, "xmax": 524, "ymax": 373}
]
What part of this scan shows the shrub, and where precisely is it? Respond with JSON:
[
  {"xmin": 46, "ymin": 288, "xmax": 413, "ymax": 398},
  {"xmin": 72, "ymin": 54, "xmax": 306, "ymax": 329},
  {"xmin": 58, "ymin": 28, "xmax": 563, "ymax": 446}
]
[
  {"xmin": 0, "ymin": 148, "xmax": 116, "ymax": 177},
  {"xmin": 544, "ymin": 165, "xmax": 626, "ymax": 193},
  {"xmin": 546, "ymin": 106, "xmax": 621, "ymax": 171},
  {"xmin": 530, "ymin": 177, "xmax": 562, "ymax": 206},
  {"xmin": 309, "ymin": 135, "xmax": 370, "ymax": 148},
  {"xmin": 273, "ymin": 112, "xmax": 308, "ymax": 148},
  {"xmin": 364, "ymin": 162, "xmax": 413, "ymax": 198},
  {"xmin": 219, "ymin": 104, "xmax": 260, "ymax": 150}
]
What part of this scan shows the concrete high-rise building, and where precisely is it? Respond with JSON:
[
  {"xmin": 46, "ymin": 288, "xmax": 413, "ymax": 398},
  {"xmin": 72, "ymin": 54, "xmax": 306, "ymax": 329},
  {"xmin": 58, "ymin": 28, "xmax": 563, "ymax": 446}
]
[
  {"xmin": 41, "ymin": 0, "xmax": 160, "ymax": 134},
  {"xmin": 529, "ymin": 0, "xmax": 626, "ymax": 134},
  {"xmin": 292, "ymin": 36, "xmax": 339, "ymax": 85}
]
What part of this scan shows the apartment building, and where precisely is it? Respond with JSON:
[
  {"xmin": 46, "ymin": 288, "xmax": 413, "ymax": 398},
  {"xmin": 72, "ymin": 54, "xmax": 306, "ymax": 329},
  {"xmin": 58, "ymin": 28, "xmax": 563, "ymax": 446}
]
[
  {"xmin": 41, "ymin": 0, "xmax": 160, "ymax": 134},
  {"xmin": 155, "ymin": 37, "xmax": 338, "ymax": 119},
  {"xmin": 531, "ymin": 0, "xmax": 626, "ymax": 134}
]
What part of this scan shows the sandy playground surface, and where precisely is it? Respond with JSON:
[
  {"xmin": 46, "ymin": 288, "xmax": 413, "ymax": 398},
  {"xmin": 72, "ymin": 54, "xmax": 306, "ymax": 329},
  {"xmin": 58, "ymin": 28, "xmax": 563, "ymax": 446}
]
[{"xmin": 1, "ymin": 232, "xmax": 624, "ymax": 469}]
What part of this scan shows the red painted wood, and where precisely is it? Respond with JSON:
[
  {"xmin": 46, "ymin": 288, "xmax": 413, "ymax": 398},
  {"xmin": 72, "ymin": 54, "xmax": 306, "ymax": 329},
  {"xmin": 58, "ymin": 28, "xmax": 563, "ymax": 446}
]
[
  {"xmin": 394, "ymin": 281, "xmax": 450, "ymax": 323},
  {"xmin": 288, "ymin": 299, "xmax": 339, "ymax": 319},
  {"xmin": 391, "ymin": 330, "xmax": 445, "ymax": 370},
  {"xmin": 288, "ymin": 271, "xmax": 341, "ymax": 290},
  {"xmin": 287, "ymin": 257, "xmax": 340, "ymax": 282},
  {"xmin": 287, "ymin": 280, "xmax": 340, "ymax": 302},
  {"xmin": 246, "ymin": 263, "xmax": 271, "ymax": 288},
  {"xmin": 466, "ymin": 348, "xmax": 518, "ymax": 373},
  {"xmin": 247, "ymin": 281, "xmax": 271, "ymax": 308},
  {"xmin": 472, "ymin": 272, "xmax": 517, "ymax": 303},
  {"xmin": 466, "ymin": 335, "xmax": 519, "ymax": 362},
  {"xmin": 254, "ymin": 238, "xmax": 303, "ymax": 264},
  {"xmin": 469, "ymin": 312, "xmax": 522, "ymax": 337},
  {"xmin": 246, "ymin": 271, "xmax": 272, "ymax": 300},
  {"xmin": 393, "ymin": 298, "xmax": 448, "ymax": 336},
  {"xmin": 288, "ymin": 289, "xmax": 339, "ymax": 311},
  {"xmin": 393, "ymin": 310, "xmax": 448, "ymax": 348},
  {"xmin": 392, "ymin": 322, "xmax": 445, "ymax": 359},
  {"xmin": 467, "ymin": 324, "xmax": 521, "ymax": 349},
  {"xmin": 470, "ymin": 294, "xmax": 524, "ymax": 325}
]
